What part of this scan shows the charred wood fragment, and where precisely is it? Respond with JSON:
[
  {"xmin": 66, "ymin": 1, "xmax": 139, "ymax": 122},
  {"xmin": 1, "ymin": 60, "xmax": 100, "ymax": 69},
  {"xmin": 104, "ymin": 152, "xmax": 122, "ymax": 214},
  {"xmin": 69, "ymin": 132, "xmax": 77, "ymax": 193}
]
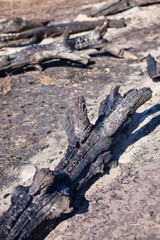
[
  {"xmin": 147, "ymin": 53, "xmax": 160, "ymax": 80},
  {"xmin": 102, "ymin": 43, "xmax": 137, "ymax": 59},
  {"xmin": 0, "ymin": 86, "xmax": 152, "ymax": 240},
  {"xmin": 68, "ymin": 21, "xmax": 108, "ymax": 50}
]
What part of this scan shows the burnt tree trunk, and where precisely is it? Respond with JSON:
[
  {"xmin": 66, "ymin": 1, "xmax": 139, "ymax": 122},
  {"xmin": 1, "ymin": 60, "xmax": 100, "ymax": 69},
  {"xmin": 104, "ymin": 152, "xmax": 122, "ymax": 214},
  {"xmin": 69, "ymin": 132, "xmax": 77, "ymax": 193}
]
[{"xmin": 0, "ymin": 86, "xmax": 152, "ymax": 240}]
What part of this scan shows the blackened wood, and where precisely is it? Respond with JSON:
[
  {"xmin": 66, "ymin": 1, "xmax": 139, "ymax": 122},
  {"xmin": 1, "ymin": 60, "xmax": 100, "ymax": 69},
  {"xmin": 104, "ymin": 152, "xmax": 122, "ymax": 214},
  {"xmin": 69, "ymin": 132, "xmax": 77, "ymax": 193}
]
[
  {"xmin": 97, "ymin": 42, "xmax": 137, "ymax": 59},
  {"xmin": 88, "ymin": 0, "xmax": 128, "ymax": 17},
  {"xmin": 0, "ymin": 86, "xmax": 152, "ymax": 240},
  {"xmin": 0, "ymin": 40, "xmax": 90, "ymax": 70},
  {"xmin": 147, "ymin": 53, "xmax": 160, "ymax": 79},
  {"xmin": 88, "ymin": 0, "xmax": 160, "ymax": 17},
  {"xmin": 0, "ymin": 20, "xmax": 105, "ymax": 43},
  {"xmin": 60, "ymin": 96, "xmax": 92, "ymax": 147},
  {"xmin": 0, "ymin": 23, "xmax": 108, "ymax": 71},
  {"xmin": 0, "ymin": 18, "xmax": 126, "ymax": 45},
  {"xmin": 68, "ymin": 21, "xmax": 108, "ymax": 50}
]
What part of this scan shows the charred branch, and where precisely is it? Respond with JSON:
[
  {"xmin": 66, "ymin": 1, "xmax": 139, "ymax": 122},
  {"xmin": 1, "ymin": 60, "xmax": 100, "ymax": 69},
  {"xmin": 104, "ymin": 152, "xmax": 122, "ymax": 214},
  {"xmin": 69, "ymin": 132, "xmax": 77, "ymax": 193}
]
[
  {"xmin": 0, "ymin": 23, "xmax": 109, "ymax": 71},
  {"xmin": 88, "ymin": 0, "xmax": 160, "ymax": 17},
  {"xmin": 0, "ymin": 21, "xmax": 134, "ymax": 73},
  {"xmin": 88, "ymin": 0, "xmax": 128, "ymax": 17},
  {"xmin": 0, "ymin": 18, "xmax": 126, "ymax": 46},
  {"xmin": 0, "ymin": 86, "xmax": 152, "ymax": 240}
]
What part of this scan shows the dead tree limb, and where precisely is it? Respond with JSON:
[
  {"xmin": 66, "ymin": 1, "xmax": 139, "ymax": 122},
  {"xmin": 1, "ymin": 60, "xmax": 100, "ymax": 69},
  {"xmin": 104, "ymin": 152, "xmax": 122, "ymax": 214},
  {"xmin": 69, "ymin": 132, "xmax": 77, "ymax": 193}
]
[
  {"xmin": 88, "ymin": 0, "xmax": 160, "ymax": 17},
  {"xmin": 0, "ymin": 41, "xmax": 90, "ymax": 70},
  {"xmin": 0, "ymin": 23, "xmax": 109, "ymax": 71},
  {"xmin": 0, "ymin": 18, "xmax": 126, "ymax": 46},
  {"xmin": 0, "ymin": 86, "xmax": 152, "ymax": 240},
  {"xmin": 0, "ymin": 22, "xmax": 135, "ymax": 72},
  {"xmin": 88, "ymin": 0, "xmax": 128, "ymax": 17},
  {"xmin": 147, "ymin": 53, "xmax": 160, "ymax": 80},
  {"xmin": 101, "ymin": 43, "xmax": 137, "ymax": 59}
]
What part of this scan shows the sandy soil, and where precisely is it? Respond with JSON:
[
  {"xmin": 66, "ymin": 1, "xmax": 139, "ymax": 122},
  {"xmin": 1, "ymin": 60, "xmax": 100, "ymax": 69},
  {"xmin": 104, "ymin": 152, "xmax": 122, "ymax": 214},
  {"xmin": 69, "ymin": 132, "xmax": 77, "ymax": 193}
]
[{"xmin": 0, "ymin": 1, "xmax": 160, "ymax": 240}]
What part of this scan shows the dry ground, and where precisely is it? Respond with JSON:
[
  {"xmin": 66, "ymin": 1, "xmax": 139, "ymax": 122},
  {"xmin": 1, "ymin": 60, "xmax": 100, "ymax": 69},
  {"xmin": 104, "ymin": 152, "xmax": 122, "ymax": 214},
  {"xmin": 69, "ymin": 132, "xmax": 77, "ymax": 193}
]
[{"xmin": 0, "ymin": 1, "xmax": 160, "ymax": 240}]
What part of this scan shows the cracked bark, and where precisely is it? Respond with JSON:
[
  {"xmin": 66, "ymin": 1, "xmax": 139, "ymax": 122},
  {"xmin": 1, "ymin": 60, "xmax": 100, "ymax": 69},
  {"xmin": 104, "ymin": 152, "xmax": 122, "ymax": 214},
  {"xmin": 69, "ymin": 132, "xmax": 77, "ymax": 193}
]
[{"xmin": 0, "ymin": 86, "xmax": 152, "ymax": 240}]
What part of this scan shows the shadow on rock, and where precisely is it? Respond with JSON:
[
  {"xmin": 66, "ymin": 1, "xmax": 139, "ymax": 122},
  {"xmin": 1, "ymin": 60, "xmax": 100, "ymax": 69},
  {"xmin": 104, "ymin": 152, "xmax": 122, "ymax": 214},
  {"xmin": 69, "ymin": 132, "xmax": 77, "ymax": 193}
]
[{"xmin": 111, "ymin": 104, "xmax": 160, "ymax": 162}]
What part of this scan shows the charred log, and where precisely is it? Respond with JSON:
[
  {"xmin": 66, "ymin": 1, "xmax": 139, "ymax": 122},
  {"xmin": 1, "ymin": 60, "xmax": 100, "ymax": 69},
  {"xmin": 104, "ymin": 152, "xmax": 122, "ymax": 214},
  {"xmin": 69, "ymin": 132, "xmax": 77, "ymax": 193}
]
[
  {"xmin": 0, "ymin": 21, "xmax": 135, "ymax": 73},
  {"xmin": 88, "ymin": 0, "xmax": 160, "ymax": 17},
  {"xmin": 88, "ymin": 0, "xmax": 128, "ymax": 17},
  {"xmin": 0, "ymin": 18, "xmax": 126, "ymax": 46},
  {"xmin": 0, "ymin": 86, "xmax": 152, "ymax": 240},
  {"xmin": 0, "ymin": 22, "xmax": 109, "ymax": 71}
]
